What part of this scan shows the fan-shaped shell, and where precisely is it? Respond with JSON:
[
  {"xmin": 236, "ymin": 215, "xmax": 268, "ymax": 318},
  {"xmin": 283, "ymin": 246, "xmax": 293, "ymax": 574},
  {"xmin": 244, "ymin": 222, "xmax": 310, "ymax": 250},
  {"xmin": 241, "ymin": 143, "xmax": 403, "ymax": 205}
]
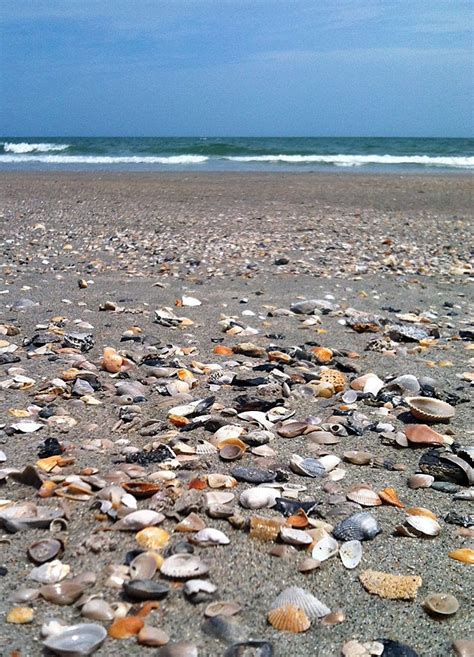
[
  {"xmin": 267, "ymin": 604, "xmax": 310, "ymax": 633},
  {"xmin": 270, "ymin": 586, "xmax": 330, "ymax": 619},
  {"xmin": 346, "ymin": 486, "xmax": 382, "ymax": 507},
  {"xmin": 406, "ymin": 397, "xmax": 455, "ymax": 423},
  {"xmin": 160, "ymin": 554, "xmax": 210, "ymax": 579},
  {"xmin": 333, "ymin": 512, "xmax": 380, "ymax": 542},
  {"xmin": 43, "ymin": 623, "xmax": 107, "ymax": 656}
]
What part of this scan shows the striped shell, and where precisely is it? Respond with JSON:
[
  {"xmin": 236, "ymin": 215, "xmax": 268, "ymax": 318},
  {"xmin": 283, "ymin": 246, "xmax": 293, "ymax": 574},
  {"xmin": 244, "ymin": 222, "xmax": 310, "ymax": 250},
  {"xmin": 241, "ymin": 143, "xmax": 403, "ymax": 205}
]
[
  {"xmin": 270, "ymin": 586, "xmax": 330, "ymax": 619},
  {"xmin": 406, "ymin": 397, "xmax": 455, "ymax": 423},
  {"xmin": 160, "ymin": 554, "xmax": 210, "ymax": 579},
  {"xmin": 346, "ymin": 486, "xmax": 382, "ymax": 507},
  {"xmin": 267, "ymin": 604, "xmax": 310, "ymax": 633}
]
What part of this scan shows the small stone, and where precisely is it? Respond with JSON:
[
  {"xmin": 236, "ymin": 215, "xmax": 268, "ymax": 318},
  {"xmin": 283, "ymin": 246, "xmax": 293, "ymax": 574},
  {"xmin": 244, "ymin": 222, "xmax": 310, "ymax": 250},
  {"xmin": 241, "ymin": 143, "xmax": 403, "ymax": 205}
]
[
  {"xmin": 7, "ymin": 606, "xmax": 34, "ymax": 623},
  {"xmin": 137, "ymin": 626, "xmax": 170, "ymax": 647}
]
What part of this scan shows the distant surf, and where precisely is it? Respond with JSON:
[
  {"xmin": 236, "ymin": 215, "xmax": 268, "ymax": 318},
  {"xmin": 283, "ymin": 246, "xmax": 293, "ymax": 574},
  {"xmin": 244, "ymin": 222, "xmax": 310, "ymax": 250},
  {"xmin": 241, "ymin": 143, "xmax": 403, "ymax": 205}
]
[{"xmin": 1, "ymin": 137, "xmax": 473, "ymax": 171}]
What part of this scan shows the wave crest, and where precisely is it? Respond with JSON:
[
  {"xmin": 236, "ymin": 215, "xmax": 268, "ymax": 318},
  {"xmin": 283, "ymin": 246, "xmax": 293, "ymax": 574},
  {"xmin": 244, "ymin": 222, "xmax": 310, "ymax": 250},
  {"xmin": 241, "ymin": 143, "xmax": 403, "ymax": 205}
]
[
  {"xmin": 0, "ymin": 154, "xmax": 208, "ymax": 164},
  {"xmin": 2, "ymin": 142, "xmax": 70, "ymax": 153},
  {"xmin": 226, "ymin": 154, "xmax": 474, "ymax": 168}
]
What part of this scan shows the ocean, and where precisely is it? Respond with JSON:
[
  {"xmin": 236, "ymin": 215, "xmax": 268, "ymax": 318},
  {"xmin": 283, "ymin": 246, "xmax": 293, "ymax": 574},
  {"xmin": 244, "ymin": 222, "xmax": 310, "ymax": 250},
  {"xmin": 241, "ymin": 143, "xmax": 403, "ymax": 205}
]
[{"xmin": 0, "ymin": 137, "xmax": 473, "ymax": 172}]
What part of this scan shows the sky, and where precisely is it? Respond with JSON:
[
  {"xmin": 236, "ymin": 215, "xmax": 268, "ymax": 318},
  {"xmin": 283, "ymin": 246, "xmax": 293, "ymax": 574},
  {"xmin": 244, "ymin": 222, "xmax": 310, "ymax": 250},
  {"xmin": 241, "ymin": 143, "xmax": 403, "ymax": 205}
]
[{"xmin": 0, "ymin": 0, "xmax": 473, "ymax": 137}]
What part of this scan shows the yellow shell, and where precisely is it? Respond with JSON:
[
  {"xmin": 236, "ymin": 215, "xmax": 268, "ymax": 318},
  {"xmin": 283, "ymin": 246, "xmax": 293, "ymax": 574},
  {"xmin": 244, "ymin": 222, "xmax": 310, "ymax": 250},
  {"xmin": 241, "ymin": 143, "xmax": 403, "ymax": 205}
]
[
  {"xmin": 267, "ymin": 604, "xmax": 310, "ymax": 633},
  {"xmin": 135, "ymin": 527, "xmax": 170, "ymax": 550},
  {"xmin": 319, "ymin": 369, "xmax": 346, "ymax": 392},
  {"xmin": 448, "ymin": 548, "xmax": 474, "ymax": 564},
  {"xmin": 249, "ymin": 516, "xmax": 284, "ymax": 542}
]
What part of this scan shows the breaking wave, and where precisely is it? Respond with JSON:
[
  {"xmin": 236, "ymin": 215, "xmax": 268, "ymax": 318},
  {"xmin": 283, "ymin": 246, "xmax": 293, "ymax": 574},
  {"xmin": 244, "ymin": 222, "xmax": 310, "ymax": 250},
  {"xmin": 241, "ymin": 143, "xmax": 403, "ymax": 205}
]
[{"xmin": 2, "ymin": 142, "xmax": 70, "ymax": 153}]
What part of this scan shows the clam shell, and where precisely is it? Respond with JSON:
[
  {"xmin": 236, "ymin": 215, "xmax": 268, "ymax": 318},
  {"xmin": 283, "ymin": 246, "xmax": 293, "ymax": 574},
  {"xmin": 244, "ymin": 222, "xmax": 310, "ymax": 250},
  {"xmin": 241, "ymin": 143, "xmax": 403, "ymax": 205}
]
[
  {"xmin": 158, "ymin": 641, "xmax": 199, "ymax": 657},
  {"xmin": 290, "ymin": 454, "xmax": 325, "ymax": 478},
  {"xmin": 406, "ymin": 397, "xmax": 455, "ymax": 423},
  {"xmin": 29, "ymin": 560, "xmax": 70, "ymax": 584},
  {"xmin": 279, "ymin": 527, "xmax": 312, "ymax": 546},
  {"xmin": 311, "ymin": 531, "xmax": 339, "ymax": 562},
  {"xmin": 239, "ymin": 487, "xmax": 278, "ymax": 509},
  {"xmin": 43, "ymin": 623, "xmax": 107, "ymax": 657},
  {"xmin": 346, "ymin": 486, "xmax": 382, "ymax": 507},
  {"xmin": 174, "ymin": 513, "xmax": 206, "ymax": 533},
  {"xmin": 219, "ymin": 444, "xmax": 245, "ymax": 461},
  {"xmin": 267, "ymin": 604, "xmax": 310, "ymax": 633},
  {"xmin": 214, "ymin": 425, "xmax": 244, "ymax": 442},
  {"xmin": 113, "ymin": 510, "xmax": 165, "ymax": 531},
  {"xmin": 388, "ymin": 375, "xmax": 420, "ymax": 394},
  {"xmin": 343, "ymin": 451, "xmax": 374, "ymax": 466},
  {"xmin": 205, "ymin": 491, "xmax": 235, "ymax": 505},
  {"xmin": 40, "ymin": 582, "xmax": 88, "ymax": 605},
  {"xmin": 404, "ymin": 515, "xmax": 441, "ymax": 537},
  {"xmin": 123, "ymin": 579, "xmax": 170, "ymax": 601},
  {"xmin": 27, "ymin": 538, "xmax": 63, "ymax": 564},
  {"xmin": 191, "ymin": 528, "xmax": 230, "ymax": 546},
  {"xmin": 405, "ymin": 424, "xmax": 445, "ymax": 446},
  {"xmin": 204, "ymin": 601, "xmax": 242, "ymax": 617},
  {"xmin": 333, "ymin": 512, "xmax": 381, "ymax": 542},
  {"xmin": 423, "ymin": 593, "xmax": 459, "ymax": 616},
  {"xmin": 207, "ymin": 474, "xmax": 237, "ymax": 489},
  {"xmin": 270, "ymin": 586, "xmax": 330, "ymax": 619},
  {"xmin": 121, "ymin": 482, "xmax": 161, "ymax": 498},
  {"xmin": 137, "ymin": 626, "xmax": 170, "ymax": 647},
  {"xmin": 448, "ymin": 548, "xmax": 474, "ymax": 564},
  {"xmin": 160, "ymin": 554, "xmax": 210, "ymax": 579},
  {"xmin": 135, "ymin": 527, "xmax": 170, "ymax": 549},
  {"xmin": 408, "ymin": 474, "xmax": 434, "ymax": 489},
  {"xmin": 317, "ymin": 455, "xmax": 341, "ymax": 472},
  {"xmin": 129, "ymin": 552, "xmax": 159, "ymax": 580},
  {"xmin": 81, "ymin": 598, "xmax": 115, "ymax": 622},
  {"xmin": 339, "ymin": 540, "xmax": 362, "ymax": 569}
]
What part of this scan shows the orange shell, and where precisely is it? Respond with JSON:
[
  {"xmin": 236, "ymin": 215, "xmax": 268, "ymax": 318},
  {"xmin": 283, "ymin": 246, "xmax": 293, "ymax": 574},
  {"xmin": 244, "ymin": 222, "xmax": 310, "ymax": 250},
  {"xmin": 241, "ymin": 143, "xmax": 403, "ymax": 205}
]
[
  {"xmin": 168, "ymin": 415, "xmax": 189, "ymax": 427},
  {"xmin": 311, "ymin": 347, "xmax": 333, "ymax": 364},
  {"xmin": 122, "ymin": 482, "xmax": 161, "ymax": 498},
  {"xmin": 267, "ymin": 351, "xmax": 291, "ymax": 363},
  {"xmin": 108, "ymin": 616, "xmax": 145, "ymax": 638},
  {"xmin": 102, "ymin": 347, "xmax": 123, "ymax": 373},
  {"xmin": 267, "ymin": 604, "xmax": 310, "ymax": 633},
  {"xmin": 188, "ymin": 478, "xmax": 207, "ymax": 490},
  {"xmin": 38, "ymin": 480, "xmax": 57, "ymax": 497},
  {"xmin": 286, "ymin": 509, "xmax": 310, "ymax": 529},
  {"xmin": 213, "ymin": 345, "xmax": 233, "ymax": 356},
  {"xmin": 136, "ymin": 601, "xmax": 160, "ymax": 618},
  {"xmin": 448, "ymin": 548, "xmax": 474, "ymax": 564},
  {"xmin": 378, "ymin": 487, "xmax": 405, "ymax": 509},
  {"xmin": 319, "ymin": 369, "xmax": 346, "ymax": 392},
  {"xmin": 135, "ymin": 527, "xmax": 170, "ymax": 550}
]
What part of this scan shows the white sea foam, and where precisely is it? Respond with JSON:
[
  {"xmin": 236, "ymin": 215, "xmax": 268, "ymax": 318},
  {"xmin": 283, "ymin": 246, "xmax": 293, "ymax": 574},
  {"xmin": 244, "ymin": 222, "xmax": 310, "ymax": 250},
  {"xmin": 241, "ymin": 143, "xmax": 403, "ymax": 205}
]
[
  {"xmin": 226, "ymin": 154, "xmax": 474, "ymax": 168},
  {"xmin": 3, "ymin": 142, "xmax": 70, "ymax": 153},
  {"xmin": 0, "ymin": 154, "xmax": 208, "ymax": 164}
]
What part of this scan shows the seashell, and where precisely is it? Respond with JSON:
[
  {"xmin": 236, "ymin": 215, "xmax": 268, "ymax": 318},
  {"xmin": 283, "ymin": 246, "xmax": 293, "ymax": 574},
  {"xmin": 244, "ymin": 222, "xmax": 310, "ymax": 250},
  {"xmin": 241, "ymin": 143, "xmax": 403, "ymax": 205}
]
[
  {"xmin": 339, "ymin": 540, "xmax": 363, "ymax": 569},
  {"xmin": 239, "ymin": 487, "xmax": 278, "ymax": 509},
  {"xmin": 277, "ymin": 421, "xmax": 308, "ymax": 438},
  {"xmin": 320, "ymin": 610, "xmax": 345, "ymax": 626},
  {"xmin": 174, "ymin": 513, "xmax": 206, "ymax": 533},
  {"xmin": 350, "ymin": 373, "xmax": 382, "ymax": 394},
  {"xmin": 205, "ymin": 600, "xmax": 242, "ymax": 617},
  {"xmin": 129, "ymin": 552, "xmax": 160, "ymax": 580},
  {"xmin": 287, "ymin": 509, "xmax": 310, "ymax": 529},
  {"xmin": 28, "ymin": 538, "xmax": 63, "ymax": 564},
  {"xmin": 6, "ymin": 606, "xmax": 34, "ymax": 624},
  {"xmin": 423, "ymin": 593, "xmax": 459, "ymax": 616},
  {"xmin": 290, "ymin": 454, "xmax": 325, "ymax": 478},
  {"xmin": 137, "ymin": 625, "xmax": 170, "ymax": 647},
  {"xmin": 408, "ymin": 474, "xmax": 434, "ymax": 489},
  {"xmin": 342, "ymin": 389, "xmax": 358, "ymax": 404},
  {"xmin": 102, "ymin": 347, "xmax": 123, "ymax": 373},
  {"xmin": 311, "ymin": 530, "xmax": 339, "ymax": 562},
  {"xmin": 406, "ymin": 397, "xmax": 455, "ymax": 423},
  {"xmin": 219, "ymin": 444, "xmax": 245, "ymax": 461},
  {"xmin": 388, "ymin": 375, "xmax": 420, "ymax": 394},
  {"xmin": 191, "ymin": 528, "xmax": 230, "ymax": 546},
  {"xmin": 160, "ymin": 554, "xmax": 210, "ymax": 579},
  {"xmin": 43, "ymin": 623, "xmax": 107, "ymax": 656},
  {"xmin": 196, "ymin": 440, "xmax": 219, "ymax": 455},
  {"xmin": 81, "ymin": 598, "xmax": 115, "ymax": 622},
  {"xmin": 378, "ymin": 487, "xmax": 404, "ymax": 508},
  {"xmin": 183, "ymin": 578, "xmax": 217, "ymax": 603},
  {"xmin": 274, "ymin": 497, "xmax": 318, "ymax": 517},
  {"xmin": 29, "ymin": 559, "xmax": 70, "ymax": 584},
  {"xmin": 249, "ymin": 516, "xmax": 284, "ymax": 541},
  {"xmin": 333, "ymin": 512, "xmax": 381, "ymax": 542},
  {"xmin": 123, "ymin": 579, "xmax": 170, "ymax": 601},
  {"xmin": 0, "ymin": 501, "xmax": 64, "ymax": 530},
  {"xmin": 108, "ymin": 615, "xmax": 144, "ymax": 638},
  {"xmin": 201, "ymin": 615, "xmax": 247, "ymax": 643},
  {"xmin": 135, "ymin": 527, "xmax": 170, "ymax": 549},
  {"xmin": 359, "ymin": 569, "xmax": 422, "ymax": 600},
  {"xmin": 319, "ymin": 369, "xmax": 346, "ymax": 392},
  {"xmin": 317, "ymin": 454, "xmax": 341, "ymax": 472},
  {"xmin": 158, "ymin": 641, "xmax": 199, "ymax": 657},
  {"xmin": 405, "ymin": 424, "xmax": 445, "ymax": 446},
  {"xmin": 230, "ymin": 465, "xmax": 276, "ymax": 484},
  {"xmin": 9, "ymin": 587, "xmax": 40, "ymax": 603},
  {"xmin": 224, "ymin": 641, "xmax": 274, "ymax": 657},
  {"xmin": 41, "ymin": 618, "xmax": 69, "ymax": 638},
  {"xmin": 452, "ymin": 641, "xmax": 474, "ymax": 657},
  {"xmin": 343, "ymin": 451, "xmax": 374, "ymax": 466},
  {"xmin": 267, "ymin": 604, "xmax": 310, "ymax": 633},
  {"xmin": 346, "ymin": 485, "xmax": 382, "ymax": 507},
  {"xmin": 214, "ymin": 425, "xmax": 244, "ymax": 442},
  {"xmin": 270, "ymin": 586, "xmax": 330, "ymax": 619},
  {"xmin": 113, "ymin": 510, "xmax": 165, "ymax": 531},
  {"xmin": 40, "ymin": 581, "xmax": 88, "ymax": 606},
  {"xmin": 298, "ymin": 558, "xmax": 321, "ymax": 573},
  {"xmin": 448, "ymin": 548, "xmax": 474, "ymax": 564},
  {"xmin": 279, "ymin": 527, "xmax": 312, "ymax": 546},
  {"xmin": 122, "ymin": 482, "xmax": 161, "ymax": 498},
  {"xmin": 207, "ymin": 474, "xmax": 237, "ymax": 489},
  {"xmin": 205, "ymin": 491, "xmax": 235, "ymax": 505}
]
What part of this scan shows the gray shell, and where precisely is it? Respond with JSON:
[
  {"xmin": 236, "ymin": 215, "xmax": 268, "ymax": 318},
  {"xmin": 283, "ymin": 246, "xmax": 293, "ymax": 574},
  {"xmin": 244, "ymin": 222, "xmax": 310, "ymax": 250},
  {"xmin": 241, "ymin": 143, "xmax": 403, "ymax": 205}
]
[{"xmin": 333, "ymin": 512, "xmax": 380, "ymax": 541}]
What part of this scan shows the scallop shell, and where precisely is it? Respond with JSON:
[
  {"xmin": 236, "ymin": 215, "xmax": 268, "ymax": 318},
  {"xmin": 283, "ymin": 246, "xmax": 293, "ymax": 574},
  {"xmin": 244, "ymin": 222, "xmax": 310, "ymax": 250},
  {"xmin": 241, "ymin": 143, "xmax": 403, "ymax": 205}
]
[
  {"xmin": 267, "ymin": 604, "xmax": 310, "ymax": 633},
  {"xmin": 239, "ymin": 487, "xmax": 278, "ymax": 509},
  {"xmin": 339, "ymin": 540, "xmax": 363, "ymax": 569},
  {"xmin": 160, "ymin": 554, "xmax": 210, "ymax": 579},
  {"xmin": 346, "ymin": 485, "xmax": 382, "ymax": 507},
  {"xmin": 378, "ymin": 487, "xmax": 404, "ymax": 508},
  {"xmin": 270, "ymin": 586, "xmax": 330, "ymax": 619},
  {"xmin": 406, "ymin": 397, "xmax": 455, "ymax": 423},
  {"xmin": 191, "ymin": 528, "xmax": 230, "ymax": 546},
  {"xmin": 249, "ymin": 516, "xmax": 284, "ymax": 541},
  {"xmin": 407, "ymin": 474, "xmax": 434, "ymax": 489},
  {"xmin": 43, "ymin": 623, "xmax": 107, "ymax": 656},
  {"xmin": 113, "ymin": 510, "xmax": 165, "ymax": 531},
  {"xmin": 196, "ymin": 441, "xmax": 218, "ymax": 455},
  {"xmin": 333, "ymin": 512, "xmax": 381, "ymax": 542}
]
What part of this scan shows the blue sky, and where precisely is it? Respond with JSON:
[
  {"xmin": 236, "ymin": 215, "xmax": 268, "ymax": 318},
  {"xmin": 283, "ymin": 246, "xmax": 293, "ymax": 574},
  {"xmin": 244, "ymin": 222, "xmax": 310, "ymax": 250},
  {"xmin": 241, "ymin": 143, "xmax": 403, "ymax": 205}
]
[{"xmin": 0, "ymin": 0, "xmax": 472, "ymax": 137}]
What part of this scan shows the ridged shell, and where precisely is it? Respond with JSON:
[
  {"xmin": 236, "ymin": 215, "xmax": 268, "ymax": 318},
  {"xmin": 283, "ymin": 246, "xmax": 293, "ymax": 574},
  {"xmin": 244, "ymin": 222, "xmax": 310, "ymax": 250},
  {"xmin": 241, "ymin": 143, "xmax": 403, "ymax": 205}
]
[
  {"xmin": 339, "ymin": 540, "xmax": 362, "ymax": 569},
  {"xmin": 43, "ymin": 623, "xmax": 107, "ymax": 656},
  {"xmin": 270, "ymin": 586, "xmax": 330, "ymax": 619},
  {"xmin": 290, "ymin": 454, "xmax": 325, "ymax": 478},
  {"xmin": 267, "ymin": 604, "xmax": 310, "ymax": 633},
  {"xmin": 160, "ymin": 554, "xmax": 210, "ymax": 579},
  {"xmin": 249, "ymin": 516, "xmax": 284, "ymax": 541},
  {"xmin": 196, "ymin": 441, "xmax": 219, "ymax": 455},
  {"xmin": 406, "ymin": 397, "xmax": 455, "ymax": 423},
  {"xmin": 333, "ymin": 512, "xmax": 380, "ymax": 542},
  {"xmin": 378, "ymin": 487, "xmax": 404, "ymax": 508},
  {"xmin": 346, "ymin": 486, "xmax": 382, "ymax": 507}
]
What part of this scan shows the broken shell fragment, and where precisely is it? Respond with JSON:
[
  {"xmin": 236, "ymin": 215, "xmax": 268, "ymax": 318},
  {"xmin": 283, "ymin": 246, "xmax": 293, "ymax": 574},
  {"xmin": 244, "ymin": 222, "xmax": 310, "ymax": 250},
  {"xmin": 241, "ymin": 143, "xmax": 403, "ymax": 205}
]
[
  {"xmin": 108, "ymin": 616, "xmax": 144, "ymax": 639},
  {"xmin": 249, "ymin": 516, "xmax": 284, "ymax": 541},
  {"xmin": 204, "ymin": 601, "xmax": 242, "ymax": 617}
]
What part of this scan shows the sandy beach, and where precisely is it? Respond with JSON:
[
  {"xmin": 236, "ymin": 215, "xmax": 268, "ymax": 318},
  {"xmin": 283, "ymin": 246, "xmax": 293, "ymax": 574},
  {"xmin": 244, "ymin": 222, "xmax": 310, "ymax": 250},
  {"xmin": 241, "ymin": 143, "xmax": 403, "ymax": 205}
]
[{"xmin": 0, "ymin": 172, "xmax": 472, "ymax": 657}]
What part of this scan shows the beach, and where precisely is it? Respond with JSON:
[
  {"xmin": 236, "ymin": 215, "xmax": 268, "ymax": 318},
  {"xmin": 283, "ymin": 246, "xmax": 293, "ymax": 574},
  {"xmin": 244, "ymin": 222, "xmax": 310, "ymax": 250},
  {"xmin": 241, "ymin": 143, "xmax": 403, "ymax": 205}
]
[{"xmin": 0, "ymin": 172, "xmax": 472, "ymax": 657}]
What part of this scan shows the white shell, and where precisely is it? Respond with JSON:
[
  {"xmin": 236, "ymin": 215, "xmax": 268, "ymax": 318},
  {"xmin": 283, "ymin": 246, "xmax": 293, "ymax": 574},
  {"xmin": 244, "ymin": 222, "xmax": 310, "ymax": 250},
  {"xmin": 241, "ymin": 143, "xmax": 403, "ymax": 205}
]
[
  {"xmin": 405, "ymin": 515, "xmax": 441, "ymax": 537},
  {"xmin": 192, "ymin": 528, "xmax": 230, "ymax": 546},
  {"xmin": 160, "ymin": 554, "xmax": 210, "ymax": 579},
  {"xmin": 213, "ymin": 425, "xmax": 244, "ymax": 443},
  {"xmin": 363, "ymin": 374, "xmax": 385, "ymax": 396},
  {"xmin": 239, "ymin": 487, "xmax": 278, "ymax": 509},
  {"xmin": 11, "ymin": 420, "xmax": 43, "ymax": 433},
  {"xmin": 339, "ymin": 540, "xmax": 363, "ymax": 569},
  {"xmin": 113, "ymin": 510, "xmax": 164, "ymax": 530},
  {"xmin": 196, "ymin": 441, "xmax": 219, "ymax": 455},
  {"xmin": 237, "ymin": 411, "xmax": 274, "ymax": 431},
  {"xmin": 317, "ymin": 455, "xmax": 341, "ymax": 472},
  {"xmin": 29, "ymin": 560, "xmax": 71, "ymax": 584},
  {"xmin": 279, "ymin": 527, "xmax": 312, "ymax": 546},
  {"xmin": 205, "ymin": 491, "xmax": 235, "ymax": 506},
  {"xmin": 270, "ymin": 586, "xmax": 331, "ymax": 619},
  {"xmin": 311, "ymin": 531, "xmax": 339, "ymax": 562},
  {"xmin": 183, "ymin": 579, "xmax": 217, "ymax": 596},
  {"xmin": 43, "ymin": 623, "xmax": 107, "ymax": 657}
]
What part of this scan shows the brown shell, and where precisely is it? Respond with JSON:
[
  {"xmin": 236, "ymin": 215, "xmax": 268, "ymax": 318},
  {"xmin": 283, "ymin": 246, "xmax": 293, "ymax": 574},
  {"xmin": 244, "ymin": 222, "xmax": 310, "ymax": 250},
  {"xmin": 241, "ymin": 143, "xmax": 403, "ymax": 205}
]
[
  {"xmin": 319, "ymin": 369, "xmax": 346, "ymax": 392},
  {"xmin": 122, "ymin": 482, "xmax": 161, "ymax": 498},
  {"xmin": 378, "ymin": 487, "xmax": 405, "ymax": 508},
  {"xmin": 448, "ymin": 549, "xmax": 474, "ymax": 564},
  {"xmin": 249, "ymin": 516, "xmax": 284, "ymax": 541},
  {"xmin": 406, "ymin": 397, "xmax": 455, "ymax": 423},
  {"xmin": 267, "ymin": 604, "xmax": 310, "ymax": 633}
]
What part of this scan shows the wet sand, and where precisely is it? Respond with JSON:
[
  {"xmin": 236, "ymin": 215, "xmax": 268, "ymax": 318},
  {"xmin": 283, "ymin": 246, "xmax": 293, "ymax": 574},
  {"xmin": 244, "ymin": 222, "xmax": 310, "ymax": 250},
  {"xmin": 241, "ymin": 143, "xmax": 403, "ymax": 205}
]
[{"xmin": 0, "ymin": 172, "xmax": 472, "ymax": 657}]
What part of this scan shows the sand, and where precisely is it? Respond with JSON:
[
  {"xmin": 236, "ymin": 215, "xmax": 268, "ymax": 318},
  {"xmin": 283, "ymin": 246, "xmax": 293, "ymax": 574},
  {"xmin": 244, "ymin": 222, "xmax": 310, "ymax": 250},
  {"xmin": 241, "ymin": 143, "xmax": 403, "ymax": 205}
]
[{"xmin": 0, "ymin": 172, "xmax": 472, "ymax": 657}]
